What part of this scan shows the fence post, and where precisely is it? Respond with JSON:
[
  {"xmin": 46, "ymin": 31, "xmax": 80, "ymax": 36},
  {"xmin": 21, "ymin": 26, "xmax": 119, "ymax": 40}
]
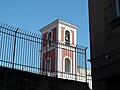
[
  {"xmin": 75, "ymin": 46, "xmax": 77, "ymax": 80},
  {"xmin": 12, "ymin": 28, "xmax": 19, "ymax": 69},
  {"xmin": 85, "ymin": 47, "xmax": 88, "ymax": 83}
]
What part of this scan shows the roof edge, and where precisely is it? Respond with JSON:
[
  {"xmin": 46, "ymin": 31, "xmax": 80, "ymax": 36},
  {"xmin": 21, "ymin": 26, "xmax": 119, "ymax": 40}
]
[{"xmin": 39, "ymin": 19, "xmax": 79, "ymax": 33}]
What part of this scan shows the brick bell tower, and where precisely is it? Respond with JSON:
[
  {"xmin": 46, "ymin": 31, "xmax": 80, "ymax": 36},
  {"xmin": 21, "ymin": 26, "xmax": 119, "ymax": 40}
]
[{"xmin": 39, "ymin": 19, "xmax": 78, "ymax": 76}]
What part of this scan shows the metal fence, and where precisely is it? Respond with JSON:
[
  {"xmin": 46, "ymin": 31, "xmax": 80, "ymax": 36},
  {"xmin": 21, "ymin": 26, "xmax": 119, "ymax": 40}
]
[{"xmin": 0, "ymin": 22, "xmax": 88, "ymax": 82}]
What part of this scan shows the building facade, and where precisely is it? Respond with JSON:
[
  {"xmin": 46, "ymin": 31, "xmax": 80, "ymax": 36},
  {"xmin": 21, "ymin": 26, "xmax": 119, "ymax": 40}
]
[{"xmin": 89, "ymin": 0, "xmax": 120, "ymax": 90}]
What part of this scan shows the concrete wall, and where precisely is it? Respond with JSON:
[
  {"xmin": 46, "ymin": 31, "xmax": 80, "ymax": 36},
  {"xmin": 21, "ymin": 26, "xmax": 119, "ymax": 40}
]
[{"xmin": 0, "ymin": 66, "xmax": 90, "ymax": 90}]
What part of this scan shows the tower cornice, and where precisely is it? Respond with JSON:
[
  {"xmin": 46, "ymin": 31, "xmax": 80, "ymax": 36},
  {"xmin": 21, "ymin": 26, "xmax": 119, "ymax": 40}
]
[{"xmin": 39, "ymin": 19, "xmax": 79, "ymax": 33}]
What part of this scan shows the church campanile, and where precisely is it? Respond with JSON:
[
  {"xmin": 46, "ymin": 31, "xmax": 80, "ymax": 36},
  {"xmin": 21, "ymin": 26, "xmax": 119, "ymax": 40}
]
[{"xmin": 39, "ymin": 19, "xmax": 78, "ymax": 77}]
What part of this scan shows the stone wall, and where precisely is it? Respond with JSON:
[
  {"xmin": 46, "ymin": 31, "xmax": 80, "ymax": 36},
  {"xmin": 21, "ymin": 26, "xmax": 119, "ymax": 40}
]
[{"xmin": 0, "ymin": 66, "xmax": 90, "ymax": 90}]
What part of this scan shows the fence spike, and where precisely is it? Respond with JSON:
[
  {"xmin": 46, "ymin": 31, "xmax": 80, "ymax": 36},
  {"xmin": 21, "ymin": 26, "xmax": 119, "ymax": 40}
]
[
  {"xmin": 20, "ymin": 29, "xmax": 24, "ymax": 33},
  {"xmin": 24, "ymin": 29, "xmax": 27, "ymax": 34},
  {"xmin": 29, "ymin": 31, "xmax": 32, "ymax": 35},
  {"xmin": 10, "ymin": 26, "xmax": 14, "ymax": 31},
  {"xmin": 14, "ymin": 27, "xmax": 18, "ymax": 31},
  {"xmin": 6, "ymin": 24, "xmax": 9, "ymax": 28},
  {"xmin": 13, "ymin": 27, "xmax": 16, "ymax": 31},
  {"xmin": 16, "ymin": 28, "xmax": 19, "ymax": 32},
  {"xmin": 3, "ymin": 23, "xmax": 6, "ymax": 28},
  {"xmin": 0, "ymin": 22, "xmax": 3, "ymax": 27},
  {"xmin": 8, "ymin": 24, "xmax": 10, "ymax": 28},
  {"xmin": 9, "ymin": 26, "xmax": 13, "ymax": 30},
  {"xmin": 20, "ymin": 29, "xmax": 23, "ymax": 33}
]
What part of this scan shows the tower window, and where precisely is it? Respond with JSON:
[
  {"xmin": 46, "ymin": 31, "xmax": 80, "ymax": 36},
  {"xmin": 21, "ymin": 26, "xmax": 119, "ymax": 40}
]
[
  {"xmin": 45, "ymin": 58, "xmax": 51, "ymax": 71},
  {"xmin": 65, "ymin": 30, "xmax": 70, "ymax": 45},
  {"xmin": 47, "ymin": 32, "xmax": 52, "ymax": 45},
  {"xmin": 65, "ymin": 58, "xmax": 71, "ymax": 73}
]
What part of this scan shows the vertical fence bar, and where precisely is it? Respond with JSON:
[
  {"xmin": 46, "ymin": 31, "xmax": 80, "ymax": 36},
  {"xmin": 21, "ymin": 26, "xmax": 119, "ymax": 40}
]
[
  {"xmin": 12, "ymin": 28, "xmax": 19, "ymax": 69},
  {"xmin": 75, "ymin": 46, "xmax": 77, "ymax": 80},
  {"xmin": 0, "ymin": 23, "xmax": 2, "ymax": 59},
  {"xmin": 85, "ymin": 47, "xmax": 87, "ymax": 83}
]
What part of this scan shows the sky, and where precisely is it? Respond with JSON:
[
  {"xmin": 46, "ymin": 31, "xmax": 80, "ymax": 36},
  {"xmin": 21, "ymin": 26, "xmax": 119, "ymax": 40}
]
[{"xmin": 0, "ymin": 0, "xmax": 90, "ymax": 67}]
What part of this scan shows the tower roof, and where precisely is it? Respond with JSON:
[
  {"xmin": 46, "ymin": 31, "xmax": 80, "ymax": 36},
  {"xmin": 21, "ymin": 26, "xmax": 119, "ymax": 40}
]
[{"xmin": 39, "ymin": 19, "xmax": 79, "ymax": 33}]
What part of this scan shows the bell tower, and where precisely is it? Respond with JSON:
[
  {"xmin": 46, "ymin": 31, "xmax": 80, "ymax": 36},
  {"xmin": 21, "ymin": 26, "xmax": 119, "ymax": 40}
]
[{"xmin": 39, "ymin": 19, "xmax": 78, "ymax": 77}]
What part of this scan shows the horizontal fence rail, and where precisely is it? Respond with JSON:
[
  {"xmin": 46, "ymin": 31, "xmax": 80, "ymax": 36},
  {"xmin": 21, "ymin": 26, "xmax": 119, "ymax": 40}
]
[{"xmin": 0, "ymin": 22, "xmax": 89, "ymax": 83}]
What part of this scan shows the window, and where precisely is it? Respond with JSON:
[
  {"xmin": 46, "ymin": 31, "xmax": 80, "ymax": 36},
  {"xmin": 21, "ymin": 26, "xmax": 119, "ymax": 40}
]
[
  {"xmin": 111, "ymin": 0, "xmax": 120, "ymax": 17},
  {"xmin": 65, "ymin": 58, "xmax": 71, "ymax": 73},
  {"xmin": 45, "ymin": 58, "xmax": 51, "ymax": 72},
  {"xmin": 108, "ymin": 0, "xmax": 120, "ymax": 28},
  {"xmin": 115, "ymin": 0, "xmax": 120, "ymax": 17},
  {"xmin": 65, "ymin": 30, "xmax": 70, "ymax": 45},
  {"xmin": 47, "ymin": 32, "xmax": 52, "ymax": 46}
]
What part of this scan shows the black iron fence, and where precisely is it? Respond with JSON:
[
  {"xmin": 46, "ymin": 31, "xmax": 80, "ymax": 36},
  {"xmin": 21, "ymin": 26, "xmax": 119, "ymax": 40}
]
[{"xmin": 0, "ymin": 22, "xmax": 88, "ymax": 82}]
